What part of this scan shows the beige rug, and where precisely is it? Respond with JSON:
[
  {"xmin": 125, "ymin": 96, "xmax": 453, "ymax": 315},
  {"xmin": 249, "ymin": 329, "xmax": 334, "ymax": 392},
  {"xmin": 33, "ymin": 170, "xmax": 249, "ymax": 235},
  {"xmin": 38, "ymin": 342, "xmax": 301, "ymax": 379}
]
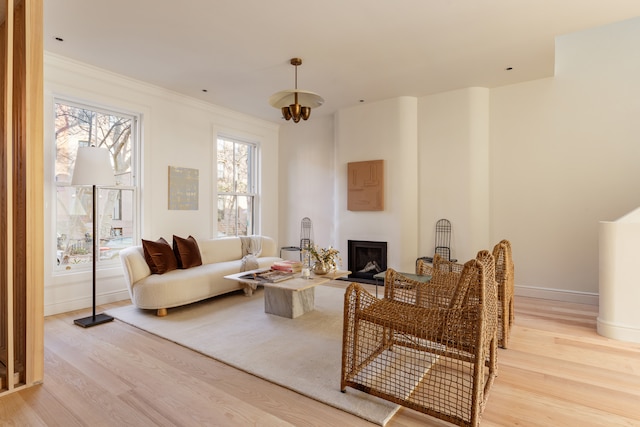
[{"xmin": 106, "ymin": 284, "xmax": 400, "ymax": 425}]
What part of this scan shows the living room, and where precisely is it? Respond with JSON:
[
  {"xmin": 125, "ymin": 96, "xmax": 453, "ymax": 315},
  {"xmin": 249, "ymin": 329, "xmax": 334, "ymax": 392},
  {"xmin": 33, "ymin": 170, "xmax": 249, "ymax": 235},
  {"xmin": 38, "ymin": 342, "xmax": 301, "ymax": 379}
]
[
  {"xmin": 3, "ymin": 1, "xmax": 640, "ymax": 424},
  {"xmin": 42, "ymin": 14, "xmax": 640, "ymax": 318}
]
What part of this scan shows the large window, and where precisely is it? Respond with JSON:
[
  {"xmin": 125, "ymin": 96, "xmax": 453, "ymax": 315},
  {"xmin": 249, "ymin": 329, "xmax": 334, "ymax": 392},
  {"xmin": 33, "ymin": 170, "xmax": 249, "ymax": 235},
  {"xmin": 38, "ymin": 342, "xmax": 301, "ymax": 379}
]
[
  {"xmin": 54, "ymin": 100, "xmax": 138, "ymax": 271},
  {"xmin": 217, "ymin": 136, "xmax": 257, "ymax": 236}
]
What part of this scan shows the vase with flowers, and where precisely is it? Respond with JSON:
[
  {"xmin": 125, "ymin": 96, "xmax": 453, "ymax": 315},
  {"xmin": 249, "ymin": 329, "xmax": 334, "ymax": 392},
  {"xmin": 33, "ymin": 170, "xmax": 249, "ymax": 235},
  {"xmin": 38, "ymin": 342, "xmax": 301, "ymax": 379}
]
[{"xmin": 305, "ymin": 244, "xmax": 341, "ymax": 275}]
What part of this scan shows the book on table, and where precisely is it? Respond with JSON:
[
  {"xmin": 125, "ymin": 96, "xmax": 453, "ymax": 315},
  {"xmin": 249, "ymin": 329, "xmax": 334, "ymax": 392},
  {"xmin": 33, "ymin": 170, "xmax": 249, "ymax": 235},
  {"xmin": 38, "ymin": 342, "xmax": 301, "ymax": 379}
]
[
  {"xmin": 240, "ymin": 269, "xmax": 294, "ymax": 283},
  {"xmin": 271, "ymin": 260, "xmax": 303, "ymax": 273}
]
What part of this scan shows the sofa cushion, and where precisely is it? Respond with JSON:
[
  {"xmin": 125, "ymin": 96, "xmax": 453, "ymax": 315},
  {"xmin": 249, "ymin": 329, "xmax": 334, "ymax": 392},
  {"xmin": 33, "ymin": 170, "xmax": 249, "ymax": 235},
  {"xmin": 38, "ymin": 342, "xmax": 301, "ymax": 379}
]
[
  {"xmin": 142, "ymin": 237, "xmax": 177, "ymax": 274},
  {"xmin": 198, "ymin": 237, "xmax": 243, "ymax": 264},
  {"xmin": 173, "ymin": 235, "xmax": 203, "ymax": 269}
]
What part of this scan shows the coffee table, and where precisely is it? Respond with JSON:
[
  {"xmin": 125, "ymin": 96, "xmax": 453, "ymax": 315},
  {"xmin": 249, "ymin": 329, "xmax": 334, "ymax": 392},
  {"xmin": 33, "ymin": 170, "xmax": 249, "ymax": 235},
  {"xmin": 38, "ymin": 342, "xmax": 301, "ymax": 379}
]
[
  {"xmin": 373, "ymin": 270, "xmax": 431, "ymax": 298},
  {"xmin": 225, "ymin": 269, "xmax": 350, "ymax": 318},
  {"xmin": 223, "ymin": 268, "xmax": 291, "ymax": 297}
]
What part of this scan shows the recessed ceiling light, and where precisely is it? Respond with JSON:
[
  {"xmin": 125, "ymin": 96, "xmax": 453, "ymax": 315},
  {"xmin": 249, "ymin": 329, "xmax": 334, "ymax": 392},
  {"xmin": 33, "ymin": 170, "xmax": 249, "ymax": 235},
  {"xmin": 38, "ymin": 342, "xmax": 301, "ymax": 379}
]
[
  {"xmin": 505, "ymin": 67, "xmax": 513, "ymax": 71},
  {"xmin": 54, "ymin": 37, "xmax": 64, "ymax": 42},
  {"xmin": 202, "ymin": 89, "xmax": 208, "ymax": 93},
  {"xmin": 359, "ymin": 99, "xmax": 365, "ymax": 103}
]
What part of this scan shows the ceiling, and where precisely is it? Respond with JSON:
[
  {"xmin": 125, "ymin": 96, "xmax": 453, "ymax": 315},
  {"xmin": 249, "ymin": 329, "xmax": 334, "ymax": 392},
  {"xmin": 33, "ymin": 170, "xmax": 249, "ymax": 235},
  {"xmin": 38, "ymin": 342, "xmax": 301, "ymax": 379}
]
[{"xmin": 42, "ymin": 0, "xmax": 640, "ymax": 124}]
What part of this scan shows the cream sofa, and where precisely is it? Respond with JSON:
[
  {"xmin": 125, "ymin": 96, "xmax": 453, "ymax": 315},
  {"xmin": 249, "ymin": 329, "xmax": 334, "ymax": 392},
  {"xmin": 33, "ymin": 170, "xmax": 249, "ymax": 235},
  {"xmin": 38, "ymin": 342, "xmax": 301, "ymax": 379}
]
[{"xmin": 119, "ymin": 236, "xmax": 281, "ymax": 316}]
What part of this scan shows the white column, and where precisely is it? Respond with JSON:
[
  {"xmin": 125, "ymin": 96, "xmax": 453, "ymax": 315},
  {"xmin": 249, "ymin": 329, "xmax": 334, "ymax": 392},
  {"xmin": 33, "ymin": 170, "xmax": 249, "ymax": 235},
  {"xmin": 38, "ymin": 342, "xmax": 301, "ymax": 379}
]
[{"xmin": 598, "ymin": 207, "xmax": 640, "ymax": 343}]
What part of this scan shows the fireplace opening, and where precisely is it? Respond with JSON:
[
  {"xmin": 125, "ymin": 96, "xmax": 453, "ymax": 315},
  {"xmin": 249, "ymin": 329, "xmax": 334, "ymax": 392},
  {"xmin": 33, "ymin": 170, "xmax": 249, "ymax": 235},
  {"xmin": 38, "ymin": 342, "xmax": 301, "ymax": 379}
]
[{"xmin": 345, "ymin": 240, "xmax": 387, "ymax": 284}]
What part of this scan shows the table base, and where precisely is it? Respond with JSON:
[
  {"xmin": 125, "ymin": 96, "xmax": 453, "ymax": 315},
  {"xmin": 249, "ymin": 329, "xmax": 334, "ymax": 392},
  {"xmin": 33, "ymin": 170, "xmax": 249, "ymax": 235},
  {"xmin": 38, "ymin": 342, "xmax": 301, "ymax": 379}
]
[{"xmin": 264, "ymin": 286, "xmax": 315, "ymax": 319}]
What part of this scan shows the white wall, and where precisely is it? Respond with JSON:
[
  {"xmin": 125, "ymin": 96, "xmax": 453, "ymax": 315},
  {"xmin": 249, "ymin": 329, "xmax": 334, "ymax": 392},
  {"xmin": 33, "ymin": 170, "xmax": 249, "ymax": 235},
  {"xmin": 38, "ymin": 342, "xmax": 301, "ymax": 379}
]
[
  {"xmin": 490, "ymin": 17, "xmax": 640, "ymax": 300},
  {"xmin": 278, "ymin": 18, "xmax": 640, "ymax": 305},
  {"xmin": 418, "ymin": 87, "xmax": 490, "ymax": 263},
  {"xmin": 335, "ymin": 97, "xmax": 419, "ymax": 273},
  {"xmin": 44, "ymin": 53, "xmax": 280, "ymax": 315},
  {"xmin": 277, "ymin": 115, "xmax": 336, "ymax": 252}
]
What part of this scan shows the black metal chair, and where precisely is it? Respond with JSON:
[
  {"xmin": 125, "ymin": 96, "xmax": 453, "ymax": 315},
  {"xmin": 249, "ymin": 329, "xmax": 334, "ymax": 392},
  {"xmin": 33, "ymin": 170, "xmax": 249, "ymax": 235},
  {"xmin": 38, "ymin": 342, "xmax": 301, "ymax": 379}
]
[
  {"xmin": 416, "ymin": 218, "xmax": 456, "ymax": 268},
  {"xmin": 280, "ymin": 217, "xmax": 313, "ymax": 262}
]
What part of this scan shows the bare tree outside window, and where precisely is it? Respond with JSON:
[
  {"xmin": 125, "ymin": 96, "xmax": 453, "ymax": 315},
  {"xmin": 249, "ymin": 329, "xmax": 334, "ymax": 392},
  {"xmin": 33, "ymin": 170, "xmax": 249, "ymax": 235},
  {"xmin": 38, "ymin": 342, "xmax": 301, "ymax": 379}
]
[
  {"xmin": 217, "ymin": 137, "xmax": 257, "ymax": 236},
  {"xmin": 54, "ymin": 101, "xmax": 138, "ymax": 270}
]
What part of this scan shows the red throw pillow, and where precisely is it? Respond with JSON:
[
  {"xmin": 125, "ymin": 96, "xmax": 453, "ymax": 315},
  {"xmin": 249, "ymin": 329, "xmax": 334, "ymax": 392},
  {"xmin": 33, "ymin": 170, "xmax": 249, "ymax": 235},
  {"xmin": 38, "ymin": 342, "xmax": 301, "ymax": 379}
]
[
  {"xmin": 173, "ymin": 235, "xmax": 203, "ymax": 269},
  {"xmin": 142, "ymin": 237, "xmax": 178, "ymax": 274}
]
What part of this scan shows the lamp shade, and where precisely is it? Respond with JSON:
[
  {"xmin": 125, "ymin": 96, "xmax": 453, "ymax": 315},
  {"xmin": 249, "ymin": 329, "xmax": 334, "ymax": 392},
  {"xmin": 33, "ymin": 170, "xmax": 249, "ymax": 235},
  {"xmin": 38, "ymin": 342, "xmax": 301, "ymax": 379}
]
[
  {"xmin": 71, "ymin": 146, "xmax": 115, "ymax": 186},
  {"xmin": 268, "ymin": 89, "xmax": 325, "ymax": 109}
]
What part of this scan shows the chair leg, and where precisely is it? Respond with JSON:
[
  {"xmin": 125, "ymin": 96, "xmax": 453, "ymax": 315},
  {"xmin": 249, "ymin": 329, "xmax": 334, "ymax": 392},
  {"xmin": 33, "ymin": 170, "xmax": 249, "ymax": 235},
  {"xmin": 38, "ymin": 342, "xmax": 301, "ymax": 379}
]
[
  {"xmin": 510, "ymin": 296, "xmax": 515, "ymax": 325},
  {"xmin": 501, "ymin": 309, "xmax": 508, "ymax": 349}
]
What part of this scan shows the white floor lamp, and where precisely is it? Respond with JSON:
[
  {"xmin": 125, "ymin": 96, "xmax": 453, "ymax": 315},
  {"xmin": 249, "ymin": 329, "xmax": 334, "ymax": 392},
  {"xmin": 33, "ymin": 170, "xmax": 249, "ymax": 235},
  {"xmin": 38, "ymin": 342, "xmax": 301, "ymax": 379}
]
[{"xmin": 71, "ymin": 146, "xmax": 115, "ymax": 327}]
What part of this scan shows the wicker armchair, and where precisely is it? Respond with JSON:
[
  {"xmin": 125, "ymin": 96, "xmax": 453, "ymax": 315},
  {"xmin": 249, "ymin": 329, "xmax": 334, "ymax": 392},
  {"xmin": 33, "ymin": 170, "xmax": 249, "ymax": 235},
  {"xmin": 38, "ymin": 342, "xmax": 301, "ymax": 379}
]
[
  {"xmin": 341, "ymin": 253, "xmax": 498, "ymax": 427},
  {"xmin": 492, "ymin": 239, "xmax": 514, "ymax": 348},
  {"xmin": 419, "ymin": 246, "xmax": 513, "ymax": 349},
  {"xmin": 416, "ymin": 253, "xmax": 464, "ymax": 276}
]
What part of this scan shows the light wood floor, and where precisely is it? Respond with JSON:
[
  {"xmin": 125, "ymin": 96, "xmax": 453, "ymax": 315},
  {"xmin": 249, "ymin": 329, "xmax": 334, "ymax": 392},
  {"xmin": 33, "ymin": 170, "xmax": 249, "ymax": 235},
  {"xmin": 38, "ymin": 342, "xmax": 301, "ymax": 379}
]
[{"xmin": 2, "ymin": 282, "xmax": 640, "ymax": 426}]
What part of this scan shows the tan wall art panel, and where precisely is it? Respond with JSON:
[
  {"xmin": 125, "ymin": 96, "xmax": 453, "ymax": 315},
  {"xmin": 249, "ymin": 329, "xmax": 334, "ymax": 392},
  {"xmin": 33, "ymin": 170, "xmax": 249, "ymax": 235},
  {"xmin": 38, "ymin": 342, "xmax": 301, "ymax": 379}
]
[
  {"xmin": 347, "ymin": 160, "xmax": 384, "ymax": 211},
  {"xmin": 168, "ymin": 166, "xmax": 199, "ymax": 210}
]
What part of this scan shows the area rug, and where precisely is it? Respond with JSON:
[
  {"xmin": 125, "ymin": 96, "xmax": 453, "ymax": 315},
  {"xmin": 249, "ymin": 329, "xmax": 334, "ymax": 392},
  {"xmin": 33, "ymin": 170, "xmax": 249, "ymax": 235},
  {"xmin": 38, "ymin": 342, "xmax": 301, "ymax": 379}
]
[{"xmin": 106, "ymin": 285, "xmax": 400, "ymax": 425}]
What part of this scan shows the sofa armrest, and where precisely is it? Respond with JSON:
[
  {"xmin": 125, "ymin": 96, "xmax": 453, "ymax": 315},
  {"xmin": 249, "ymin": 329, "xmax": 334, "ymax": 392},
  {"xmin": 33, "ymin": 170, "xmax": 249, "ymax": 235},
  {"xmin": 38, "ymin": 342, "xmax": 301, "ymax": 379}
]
[{"xmin": 119, "ymin": 246, "xmax": 151, "ymax": 290}]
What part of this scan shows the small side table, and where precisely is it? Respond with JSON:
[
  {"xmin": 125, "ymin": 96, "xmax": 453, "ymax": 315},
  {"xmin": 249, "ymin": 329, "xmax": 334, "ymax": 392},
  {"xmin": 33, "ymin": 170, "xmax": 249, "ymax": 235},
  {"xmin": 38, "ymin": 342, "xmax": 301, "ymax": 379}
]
[
  {"xmin": 373, "ymin": 271, "xmax": 432, "ymax": 298},
  {"xmin": 280, "ymin": 246, "xmax": 301, "ymax": 260}
]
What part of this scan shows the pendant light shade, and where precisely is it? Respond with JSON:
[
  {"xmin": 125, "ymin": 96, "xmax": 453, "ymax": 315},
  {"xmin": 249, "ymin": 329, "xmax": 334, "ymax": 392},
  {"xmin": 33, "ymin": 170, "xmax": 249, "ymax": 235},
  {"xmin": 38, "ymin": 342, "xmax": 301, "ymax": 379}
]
[{"xmin": 269, "ymin": 58, "xmax": 324, "ymax": 123}]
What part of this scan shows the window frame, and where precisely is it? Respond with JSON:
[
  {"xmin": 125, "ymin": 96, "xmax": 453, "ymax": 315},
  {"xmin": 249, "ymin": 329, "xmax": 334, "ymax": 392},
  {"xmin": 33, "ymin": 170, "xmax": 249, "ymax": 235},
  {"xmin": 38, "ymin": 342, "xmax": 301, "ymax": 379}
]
[
  {"xmin": 216, "ymin": 135, "xmax": 259, "ymax": 237},
  {"xmin": 52, "ymin": 98, "xmax": 141, "ymax": 274}
]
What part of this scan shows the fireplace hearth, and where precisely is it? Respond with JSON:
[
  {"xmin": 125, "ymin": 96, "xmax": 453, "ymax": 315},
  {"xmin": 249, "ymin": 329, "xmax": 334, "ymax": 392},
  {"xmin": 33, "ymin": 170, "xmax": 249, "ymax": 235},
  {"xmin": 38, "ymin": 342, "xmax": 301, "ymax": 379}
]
[{"xmin": 345, "ymin": 240, "xmax": 387, "ymax": 284}]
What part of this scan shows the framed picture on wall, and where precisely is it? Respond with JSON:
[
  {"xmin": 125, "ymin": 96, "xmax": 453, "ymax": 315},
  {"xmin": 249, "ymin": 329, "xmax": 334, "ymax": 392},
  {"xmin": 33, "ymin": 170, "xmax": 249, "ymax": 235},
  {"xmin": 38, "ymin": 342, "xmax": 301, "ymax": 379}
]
[
  {"xmin": 347, "ymin": 160, "xmax": 384, "ymax": 211},
  {"xmin": 168, "ymin": 166, "xmax": 199, "ymax": 210}
]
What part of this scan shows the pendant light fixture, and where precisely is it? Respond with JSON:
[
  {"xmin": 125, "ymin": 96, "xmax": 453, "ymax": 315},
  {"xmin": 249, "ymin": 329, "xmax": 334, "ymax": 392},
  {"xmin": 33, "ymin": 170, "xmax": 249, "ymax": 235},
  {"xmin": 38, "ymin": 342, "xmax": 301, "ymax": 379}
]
[{"xmin": 269, "ymin": 58, "xmax": 324, "ymax": 123}]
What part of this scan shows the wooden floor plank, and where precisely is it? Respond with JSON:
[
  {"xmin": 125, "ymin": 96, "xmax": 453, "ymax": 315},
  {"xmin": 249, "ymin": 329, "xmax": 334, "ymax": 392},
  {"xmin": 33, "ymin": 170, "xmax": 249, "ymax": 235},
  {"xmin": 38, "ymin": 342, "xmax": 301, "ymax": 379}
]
[
  {"xmin": 1, "ymin": 290, "xmax": 639, "ymax": 426},
  {"xmin": 0, "ymin": 392, "xmax": 48, "ymax": 426}
]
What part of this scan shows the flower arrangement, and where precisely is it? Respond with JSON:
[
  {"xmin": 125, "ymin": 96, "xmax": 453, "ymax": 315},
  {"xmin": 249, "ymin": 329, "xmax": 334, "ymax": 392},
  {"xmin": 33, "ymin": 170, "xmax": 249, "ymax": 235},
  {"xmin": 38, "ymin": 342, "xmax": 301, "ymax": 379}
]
[{"xmin": 305, "ymin": 244, "xmax": 342, "ymax": 272}]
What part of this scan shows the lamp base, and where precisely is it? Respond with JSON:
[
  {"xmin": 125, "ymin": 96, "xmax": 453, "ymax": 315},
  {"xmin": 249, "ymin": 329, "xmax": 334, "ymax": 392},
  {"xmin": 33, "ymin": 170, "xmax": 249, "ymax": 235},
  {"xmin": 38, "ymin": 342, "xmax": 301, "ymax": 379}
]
[{"xmin": 74, "ymin": 313, "xmax": 114, "ymax": 328}]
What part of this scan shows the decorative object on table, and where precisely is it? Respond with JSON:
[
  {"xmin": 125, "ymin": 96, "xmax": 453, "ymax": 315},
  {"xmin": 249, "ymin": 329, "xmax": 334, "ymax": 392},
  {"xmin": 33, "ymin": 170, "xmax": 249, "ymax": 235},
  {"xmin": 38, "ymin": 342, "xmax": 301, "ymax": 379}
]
[
  {"xmin": 347, "ymin": 160, "xmax": 384, "ymax": 211},
  {"xmin": 71, "ymin": 146, "xmax": 116, "ymax": 328},
  {"xmin": 305, "ymin": 244, "xmax": 341, "ymax": 275},
  {"xmin": 313, "ymin": 263, "xmax": 329, "ymax": 275},
  {"xmin": 168, "ymin": 165, "xmax": 199, "ymax": 210},
  {"xmin": 269, "ymin": 58, "xmax": 324, "ymax": 123},
  {"xmin": 299, "ymin": 217, "xmax": 313, "ymax": 266}
]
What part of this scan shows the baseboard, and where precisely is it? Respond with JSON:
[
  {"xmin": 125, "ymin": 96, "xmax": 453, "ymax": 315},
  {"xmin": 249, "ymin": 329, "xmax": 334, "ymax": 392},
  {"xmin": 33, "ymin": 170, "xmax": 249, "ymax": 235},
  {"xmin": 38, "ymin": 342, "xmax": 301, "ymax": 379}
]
[
  {"xmin": 515, "ymin": 285, "xmax": 599, "ymax": 306},
  {"xmin": 44, "ymin": 290, "xmax": 130, "ymax": 317},
  {"xmin": 596, "ymin": 318, "xmax": 640, "ymax": 343}
]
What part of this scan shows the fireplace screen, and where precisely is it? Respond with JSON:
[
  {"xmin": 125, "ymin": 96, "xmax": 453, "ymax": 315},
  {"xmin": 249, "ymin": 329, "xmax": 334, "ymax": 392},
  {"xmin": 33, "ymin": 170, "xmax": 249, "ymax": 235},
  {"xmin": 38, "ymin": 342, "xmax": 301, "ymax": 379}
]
[{"xmin": 347, "ymin": 240, "xmax": 387, "ymax": 283}]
